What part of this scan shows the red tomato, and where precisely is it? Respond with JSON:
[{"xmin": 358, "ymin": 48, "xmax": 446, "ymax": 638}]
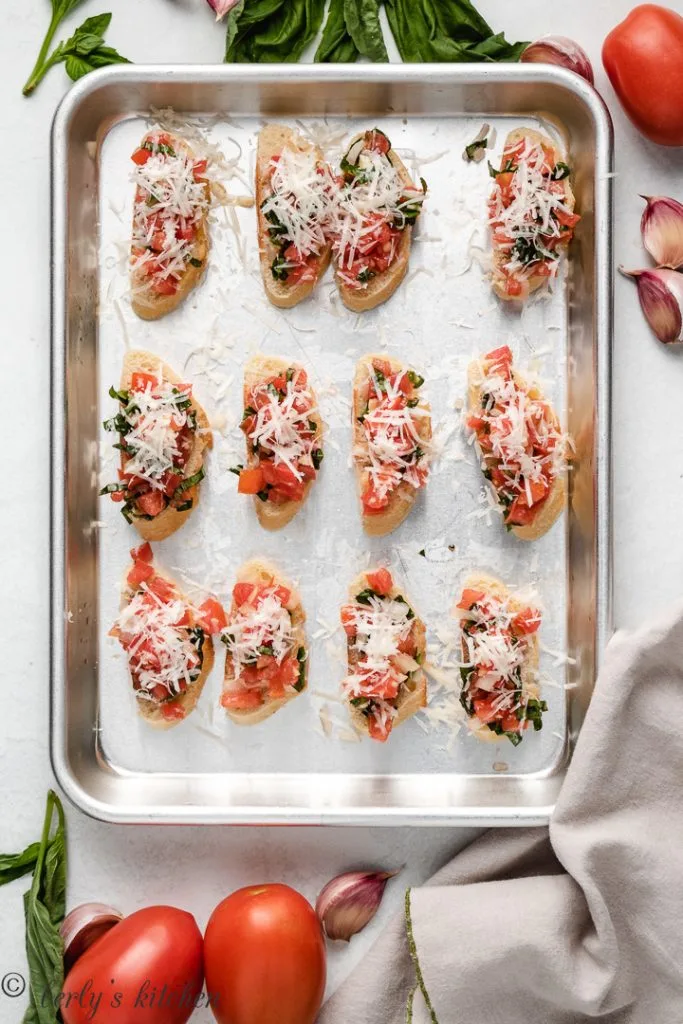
[
  {"xmin": 368, "ymin": 714, "xmax": 391, "ymax": 741},
  {"xmin": 127, "ymin": 560, "xmax": 154, "ymax": 588},
  {"xmin": 197, "ymin": 598, "xmax": 227, "ymax": 634},
  {"xmin": 131, "ymin": 542, "xmax": 153, "ymax": 563},
  {"xmin": 221, "ymin": 689, "xmax": 263, "ymax": 710},
  {"xmin": 602, "ymin": 5, "xmax": 683, "ymax": 146},
  {"xmin": 153, "ymin": 277, "xmax": 178, "ymax": 296},
  {"xmin": 131, "ymin": 147, "xmax": 151, "ymax": 165},
  {"xmin": 147, "ymin": 574, "xmax": 177, "ymax": 603},
  {"xmin": 61, "ymin": 907, "xmax": 203, "ymax": 1024},
  {"xmin": 131, "ymin": 371, "xmax": 157, "ymax": 392},
  {"xmin": 457, "ymin": 588, "xmax": 485, "ymax": 611},
  {"xmin": 237, "ymin": 467, "xmax": 265, "ymax": 495},
  {"xmin": 137, "ymin": 490, "xmax": 166, "ymax": 517},
  {"xmin": 233, "ymin": 582, "xmax": 257, "ymax": 607},
  {"xmin": 340, "ymin": 606, "xmax": 356, "ymax": 637},
  {"xmin": 511, "ymin": 608, "xmax": 541, "ymax": 636},
  {"xmin": 204, "ymin": 885, "xmax": 325, "ymax": 1024},
  {"xmin": 366, "ymin": 568, "xmax": 393, "ymax": 596}
]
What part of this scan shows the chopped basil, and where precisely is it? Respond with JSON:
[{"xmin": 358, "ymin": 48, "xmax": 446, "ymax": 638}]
[
  {"xmin": 407, "ymin": 397, "xmax": 419, "ymax": 408},
  {"xmin": 355, "ymin": 587, "xmax": 380, "ymax": 605},
  {"xmin": 407, "ymin": 370, "xmax": 424, "ymax": 388},
  {"xmin": 108, "ymin": 385, "xmax": 130, "ymax": 403},
  {"xmin": 189, "ymin": 257, "xmax": 203, "ymax": 268},
  {"xmin": 257, "ymin": 645, "xmax": 274, "ymax": 656},
  {"xmin": 242, "ymin": 405, "xmax": 256, "ymax": 419},
  {"xmin": 307, "ymin": 419, "xmax": 318, "ymax": 432},
  {"xmin": 99, "ymin": 482, "xmax": 126, "ymax": 495},
  {"xmin": 551, "ymin": 162, "xmax": 571, "ymax": 181},
  {"xmin": 286, "ymin": 367, "xmax": 295, "ymax": 382},
  {"xmin": 256, "ymin": 489, "xmax": 270, "ymax": 502},
  {"xmin": 229, "ymin": 465, "xmax": 244, "ymax": 476},
  {"xmin": 394, "ymin": 595, "xmax": 415, "ymax": 620},
  {"xmin": 145, "ymin": 140, "xmax": 176, "ymax": 157},
  {"xmin": 175, "ymin": 499, "xmax": 193, "ymax": 512},
  {"xmin": 294, "ymin": 646, "xmax": 308, "ymax": 692},
  {"xmin": 172, "ymin": 467, "xmax": 205, "ymax": 497},
  {"xmin": 488, "ymin": 158, "xmax": 517, "ymax": 178},
  {"xmin": 357, "ymin": 267, "xmax": 376, "ymax": 284},
  {"xmin": 372, "ymin": 368, "xmax": 387, "ymax": 391},
  {"xmin": 465, "ymin": 137, "xmax": 488, "ymax": 161},
  {"xmin": 311, "ymin": 448, "xmax": 324, "ymax": 470},
  {"xmin": 418, "ymin": 548, "xmax": 426, "ymax": 557},
  {"xmin": 271, "ymin": 253, "xmax": 289, "ymax": 281}
]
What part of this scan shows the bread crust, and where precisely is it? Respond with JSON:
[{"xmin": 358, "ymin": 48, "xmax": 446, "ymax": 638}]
[
  {"xmin": 119, "ymin": 350, "xmax": 213, "ymax": 542},
  {"xmin": 352, "ymin": 353, "xmax": 431, "ymax": 537},
  {"xmin": 335, "ymin": 134, "xmax": 416, "ymax": 313},
  {"xmin": 119, "ymin": 563, "xmax": 214, "ymax": 730},
  {"xmin": 345, "ymin": 569, "xmax": 427, "ymax": 739},
  {"xmin": 466, "ymin": 356, "xmax": 566, "ymax": 541},
  {"xmin": 130, "ymin": 133, "xmax": 210, "ymax": 320},
  {"xmin": 490, "ymin": 127, "xmax": 576, "ymax": 304},
  {"xmin": 222, "ymin": 559, "xmax": 307, "ymax": 726},
  {"xmin": 256, "ymin": 124, "xmax": 331, "ymax": 309},
  {"xmin": 242, "ymin": 354, "xmax": 323, "ymax": 531},
  {"xmin": 458, "ymin": 572, "xmax": 540, "ymax": 744}
]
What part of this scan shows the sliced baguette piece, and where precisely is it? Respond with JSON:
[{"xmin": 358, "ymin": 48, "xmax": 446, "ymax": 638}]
[
  {"xmin": 241, "ymin": 354, "xmax": 323, "ymax": 531},
  {"xmin": 116, "ymin": 555, "xmax": 214, "ymax": 730},
  {"xmin": 118, "ymin": 349, "xmax": 213, "ymax": 542},
  {"xmin": 457, "ymin": 573, "xmax": 540, "ymax": 744},
  {"xmin": 466, "ymin": 353, "xmax": 566, "ymax": 541},
  {"xmin": 490, "ymin": 127, "xmax": 576, "ymax": 304},
  {"xmin": 335, "ymin": 133, "xmax": 418, "ymax": 313},
  {"xmin": 222, "ymin": 559, "xmax": 307, "ymax": 726},
  {"xmin": 353, "ymin": 353, "xmax": 431, "ymax": 538},
  {"xmin": 344, "ymin": 569, "xmax": 427, "ymax": 740},
  {"xmin": 256, "ymin": 124, "xmax": 332, "ymax": 309},
  {"xmin": 130, "ymin": 132, "xmax": 211, "ymax": 320}
]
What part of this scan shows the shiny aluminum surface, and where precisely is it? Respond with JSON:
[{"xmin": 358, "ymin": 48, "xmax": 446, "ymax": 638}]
[{"xmin": 51, "ymin": 64, "xmax": 613, "ymax": 825}]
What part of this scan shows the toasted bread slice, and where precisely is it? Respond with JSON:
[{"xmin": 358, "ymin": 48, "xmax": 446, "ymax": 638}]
[
  {"xmin": 335, "ymin": 134, "xmax": 418, "ymax": 313},
  {"xmin": 117, "ymin": 350, "xmax": 212, "ymax": 542},
  {"xmin": 241, "ymin": 354, "xmax": 323, "ymax": 531},
  {"xmin": 344, "ymin": 569, "xmax": 427, "ymax": 740},
  {"xmin": 256, "ymin": 124, "xmax": 331, "ymax": 309},
  {"xmin": 457, "ymin": 573, "xmax": 541, "ymax": 744},
  {"xmin": 353, "ymin": 354, "xmax": 431, "ymax": 537},
  {"xmin": 222, "ymin": 559, "xmax": 307, "ymax": 726},
  {"xmin": 116, "ymin": 556, "xmax": 214, "ymax": 730},
  {"xmin": 490, "ymin": 128, "xmax": 576, "ymax": 303},
  {"xmin": 466, "ymin": 354, "xmax": 566, "ymax": 541},
  {"xmin": 130, "ymin": 132, "xmax": 210, "ymax": 320}
]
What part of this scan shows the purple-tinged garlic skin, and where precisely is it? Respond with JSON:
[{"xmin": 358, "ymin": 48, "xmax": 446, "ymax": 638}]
[
  {"xmin": 206, "ymin": 0, "xmax": 242, "ymax": 20},
  {"xmin": 521, "ymin": 36, "xmax": 595, "ymax": 85},
  {"xmin": 621, "ymin": 267, "xmax": 683, "ymax": 345},
  {"xmin": 640, "ymin": 195, "xmax": 683, "ymax": 270},
  {"xmin": 60, "ymin": 904, "xmax": 123, "ymax": 974},
  {"xmin": 315, "ymin": 870, "xmax": 399, "ymax": 942}
]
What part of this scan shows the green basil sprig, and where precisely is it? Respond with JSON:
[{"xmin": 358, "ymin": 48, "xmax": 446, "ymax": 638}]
[
  {"xmin": 23, "ymin": 2, "xmax": 130, "ymax": 96},
  {"xmin": 226, "ymin": 0, "xmax": 327, "ymax": 63},
  {"xmin": 0, "ymin": 791, "xmax": 67, "ymax": 1024}
]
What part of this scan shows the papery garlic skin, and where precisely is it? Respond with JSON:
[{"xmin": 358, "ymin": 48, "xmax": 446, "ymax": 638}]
[
  {"xmin": 521, "ymin": 37, "xmax": 595, "ymax": 85},
  {"xmin": 206, "ymin": 0, "xmax": 241, "ymax": 20},
  {"xmin": 621, "ymin": 267, "xmax": 683, "ymax": 345},
  {"xmin": 60, "ymin": 904, "xmax": 123, "ymax": 973},
  {"xmin": 641, "ymin": 196, "xmax": 683, "ymax": 270},
  {"xmin": 315, "ymin": 870, "xmax": 398, "ymax": 942}
]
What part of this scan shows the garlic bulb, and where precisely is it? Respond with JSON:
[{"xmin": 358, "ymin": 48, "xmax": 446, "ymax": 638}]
[
  {"xmin": 60, "ymin": 904, "xmax": 123, "ymax": 973},
  {"xmin": 315, "ymin": 870, "xmax": 399, "ymax": 942},
  {"xmin": 521, "ymin": 37, "xmax": 594, "ymax": 85},
  {"xmin": 206, "ymin": 0, "xmax": 241, "ymax": 19},
  {"xmin": 620, "ymin": 267, "xmax": 683, "ymax": 345},
  {"xmin": 640, "ymin": 196, "xmax": 683, "ymax": 270}
]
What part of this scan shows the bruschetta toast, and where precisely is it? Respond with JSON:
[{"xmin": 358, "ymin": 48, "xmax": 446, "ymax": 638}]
[
  {"xmin": 130, "ymin": 130, "xmax": 211, "ymax": 320},
  {"xmin": 110, "ymin": 543, "xmax": 217, "ymax": 729},
  {"xmin": 101, "ymin": 349, "xmax": 212, "ymax": 542},
  {"xmin": 455, "ymin": 574, "xmax": 546, "ymax": 745},
  {"xmin": 220, "ymin": 560, "xmax": 308, "ymax": 725},
  {"xmin": 256, "ymin": 124, "xmax": 332, "ymax": 308},
  {"xmin": 233, "ymin": 354, "xmax": 324, "ymax": 531},
  {"xmin": 488, "ymin": 127, "xmax": 579, "ymax": 302},
  {"xmin": 329, "ymin": 128, "xmax": 427, "ymax": 312},
  {"xmin": 465, "ymin": 345, "xmax": 567, "ymax": 540},
  {"xmin": 352, "ymin": 354, "xmax": 431, "ymax": 537},
  {"xmin": 340, "ymin": 567, "xmax": 427, "ymax": 742}
]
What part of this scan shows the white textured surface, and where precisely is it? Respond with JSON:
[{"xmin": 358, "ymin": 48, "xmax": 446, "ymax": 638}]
[{"xmin": 1, "ymin": 0, "xmax": 681, "ymax": 1016}]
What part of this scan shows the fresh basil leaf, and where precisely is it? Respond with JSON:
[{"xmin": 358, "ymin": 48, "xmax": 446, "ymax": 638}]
[
  {"xmin": 53, "ymin": 0, "xmax": 87, "ymax": 19},
  {"xmin": 73, "ymin": 32, "xmax": 104, "ymax": 55},
  {"xmin": 225, "ymin": 0, "xmax": 246, "ymax": 53},
  {"xmin": 343, "ymin": 0, "xmax": 388, "ymax": 62},
  {"xmin": 315, "ymin": 0, "xmax": 359, "ymax": 61},
  {"xmin": 226, "ymin": 0, "xmax": 326, "ymax": 63},
  {"xmin": 85, "ymin": 45, "xmax": 131, "ymax": 69},
  {"xmin": 64, "ymin": 53, "xmax": 94, "ymax": 80},
  {"xmin": 75, "ymin": 12, "xmax": 113, "ymax": 38},
  {"xmin": 0, "ymin": 844, "xmax": 41, "ymax": 886},
  {"xmin": 463, "ymin": 32, "xmax": 528, "ymax": 62},
  {"xmin": 385, "ymin": 0, "xmax": 526, "ymax": 63}
]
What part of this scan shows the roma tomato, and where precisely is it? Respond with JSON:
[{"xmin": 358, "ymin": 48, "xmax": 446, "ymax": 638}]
[
  {"xmin": 602, "ymin": 5, "xmax": 683, "ymax": 146},
  {"xmin": 61, "ymin": 906, "xmax": 203, "ymax": 1024},
  {"xmin": 204, "ymin": 884, "xmax": 326, "ymax": 1024}
]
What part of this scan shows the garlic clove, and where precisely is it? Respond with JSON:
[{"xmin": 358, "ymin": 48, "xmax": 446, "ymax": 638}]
[
  {"xmin": 60, "ymin": 903, "xmax": 123, "ymax": 974},
  {"xmin": 315, "ymin": 869, "xmax": 400, "ymax": 942},
  {"xmin": 640, "ymin": 196, "xmax": 683, "ymax": 270},
  {"xmin": 620, "ymin": 267, "xmax": 683, "ymax": 345},
  {"xmin": 206, "ymin": 0, "xmax": 241, "ymax": 19},
  {"xmin": 521, "ymin": 36, "xmax": 594, "ymax": 85}
]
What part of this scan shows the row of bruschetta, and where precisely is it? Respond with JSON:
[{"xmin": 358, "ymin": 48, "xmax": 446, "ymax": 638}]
[
  {"xmin": 112, "ymin": 547, "xmax": 545, "ymax": 747},
  {"xmin": 127, "ymin": 122, "xmax": 579, "ymax": 319},
  {"xmin": 101, "ymin": 346, "xmax": 569, "ymax": 542}
]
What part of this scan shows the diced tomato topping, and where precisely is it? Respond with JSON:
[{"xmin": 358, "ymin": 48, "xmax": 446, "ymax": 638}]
[
  {"xmin": 368, "ymin": 714, "xmax": 392, "ymax": 742},
  {"xmin": 484, "ymin": 346, "xmax": 513, "ymax": 369},
  {"xmin": 127, "ymin": 560, "xmax": 155, "ymax": 588},
  {"xmin": 501, "ymin": 712, "xmax": 522, "ymax": 733},
  {"xmin": 237, "ymin": 467, "xmax": 265, "ymax": 495},
  {"xmin": 152, "ymin": 277, "xmax": 178, "ymax": 296},
  {"xmin": 341, "ymin": 606, "xmax": 357, "ymax": 638},
  {"xmin": 136, "ymin": 490, "xmax": 166, "ymax": 518},
  {"xmin": 221, "ymin": 689, "xmax": 264, "ymax": 710},
  {"xmin": 131, "ymin": 371, "xmax": 158, "ymax": 392},
  {"xmin": 554, "ymin": 208, "xmax": 580, "ymax": 230},
  {"xmin": 362, "ymin": 487, "xmax": 389, "ymax": 515},
  {"xmin": 506, "ymin": 496, "xmax": 537, "ymax": 526},
  {"xmin": 504, "ymin": 276, "xmax": 524, "ymax": 297},
  {"xmin": 131, "ymin": 147, "xmax": 152, "ymax": 166},
  {"xmin": 197, "ymin": 598, "xmax": 227, "ymax": 635},
  {"xmin": 473, "ymin": 698, "xmax": 501, "ymax": 724},
  {"xmin": 527, "ymin": 476, "xmax": 550, "ymax": 507},
  {"xmin": 457, "ymin": 588, "xmax": 485, "ymax": 611},
  {"xmin": 233, "ymin": 582, "xmax": 257, "ymax": 607},
  {"xmin": 161, "ymin": 702, "xmax": 186, "ymax": 722},
  {"xmin": 511, "ymin": 608, "xmax": 541, "ymax": 636},
  {"xmin": 193, "ymin": 159, "xmax": 208, "ymax": 179},
  {"xmin": 366, "ymin": 568, "xmax": 393, "ymax": 596},
  {"xmin": 146, "ymin": 575, "xmax": 177, "ymax": 603},
  {"xmin": 273, "ymin": 585, "xmax": 291, "ymax": 606},
  {"xmin": 131, "ymin": 542, "xmax": 153, "ymax": 563},
  {"xmin": 365, "ymin": 130, "xmax": 391, "ymax": 155},
  {"xmin": 176, "ymin": 223, "xmax": 196, "ymax": 242}
]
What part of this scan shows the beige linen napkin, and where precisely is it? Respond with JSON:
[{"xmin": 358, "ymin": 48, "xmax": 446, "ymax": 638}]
[{"xmin": 319, "ymin": 602, "xmax": 683, "ymax": 1023}]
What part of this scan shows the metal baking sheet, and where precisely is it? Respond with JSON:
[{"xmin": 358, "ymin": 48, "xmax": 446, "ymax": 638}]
[{"xmin": 51, "ymin": 65, "xmax": 613, "ymax": 825}]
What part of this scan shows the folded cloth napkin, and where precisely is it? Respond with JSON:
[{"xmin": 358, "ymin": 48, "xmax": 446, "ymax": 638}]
[{"xmin": 319, "ymin": 601, "xmax": 683, "ymax": 1024}]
